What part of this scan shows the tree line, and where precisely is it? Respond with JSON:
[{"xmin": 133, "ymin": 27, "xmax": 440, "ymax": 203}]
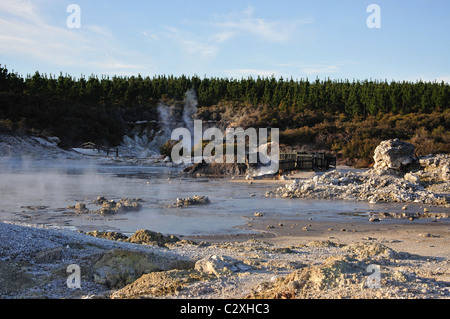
[{"xmin": 1, "ymin": 65, "xmax": 449, "ymax": 116}]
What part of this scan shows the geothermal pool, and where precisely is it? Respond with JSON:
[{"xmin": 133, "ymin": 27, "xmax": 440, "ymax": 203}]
[{"xmin": 0, "ymin": 157, "xmax": 433, "ymax": 236}]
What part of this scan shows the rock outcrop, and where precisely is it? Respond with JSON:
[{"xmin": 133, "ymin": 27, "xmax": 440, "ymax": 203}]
[
  {"xmin": 418, "ymin": 154, "xmax": 450, "ymax": 182},
  {"xmin": 96, "ymin": 197, "xmax": 143, "ymax": 215},
  {"xmin": 0, "ymin": 134, "xmax": 66, "ymax": 157},
  {"xmin": 171, "ymin": 195, "xmax": 210, "ymax": 208},
  {"xmin": 267, "ymin": 140, "xmax": 449, "ymax": 207},
  {"xmin": 92, "ymin": 249, "xmax": 163, "ymax": 289},
  {"xmin": 92, "ymin": 248, "xmax": 193, "ymax": 289},
  {"xmin": 194, "ymin": 255, "xmax": 253, "ymax": 277},
  {"xmin": 126, "ymin": 229, "xmax": 180, "ymax": 247},
  {"xmin": 183, "ymin": 161, "xmax": 248, "ymax": 177},
  {"xmin": 110, "ymin": 269, "xmax": 212, "ymax": 299},
  {"xmin": 86, "ymin": 229, "xmax": 181, "ymax": 247},
  {"xmin": 246, "ymin": 243, "xmax": 397, "ymax": 299},
  {"xmin": 69, "ymin": 197, "xmax": 143, "ymax": 215},
  {"xmin": 373, "ymin": 139, "xmax": 415, "ymax": 170},
  {"xmin": 86, "ymin": 230, "xmax": 129, "ymax": 242}
]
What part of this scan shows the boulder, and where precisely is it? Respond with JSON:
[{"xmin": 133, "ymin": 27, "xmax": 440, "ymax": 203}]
[
  {"xmin": 97, "ymin": 198, "xmax": 143, "ymax": 215},
  {"xmin": 97, "ymin": 200, "xmax": 118, "ymax": 215},
  {"xmin": 115, "ymin": 198, "xmax": 143, "ymax": 212},
  {"xmin": 126, "ymin": 229, "xmax": 180, "ymax": 247},
  {"xmin": 194, "ymin": 255, "xmax": 252, "ymax": 277},
  {"xmin": 373, "ymin": 139, "xmax": 415, "ymax": 170},
  {"xmin": 194, "ymin": 255, "xmax": 229, "ymax": 277},
  {"xmin": 74, "ymin": 203, "xmax": 89, "ymax": 214},
  {"xmin": 404, "ymin": 172, "xmax": 421, "ymax": 184},
  {"xmin": 173, "ymin": 195, "xmax": 210, "ymax": 207}
]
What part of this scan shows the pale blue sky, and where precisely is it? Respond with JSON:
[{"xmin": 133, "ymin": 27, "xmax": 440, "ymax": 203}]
[{"xmin": 0, "ymin": 0, "xmax": 449, "ymax": 82}]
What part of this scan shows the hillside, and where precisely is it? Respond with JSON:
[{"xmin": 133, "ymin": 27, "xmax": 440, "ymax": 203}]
[{"xmin": 0, "ymin": 65, "xmax": 449, "ymax": 166}]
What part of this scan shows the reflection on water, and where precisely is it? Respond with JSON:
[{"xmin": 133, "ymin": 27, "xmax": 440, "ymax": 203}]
[{"xmin": 0, "ymin": 157, "xmax": 446, "ymax": 236}]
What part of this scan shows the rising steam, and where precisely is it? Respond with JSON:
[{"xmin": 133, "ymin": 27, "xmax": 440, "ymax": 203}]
[{"xmin": 156, "ymin": 90, "xmax": 199, "ymax": 152}]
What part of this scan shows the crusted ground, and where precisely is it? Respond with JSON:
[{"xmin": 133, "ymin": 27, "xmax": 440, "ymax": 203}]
[{"xmin": 2, "ymin": 222, "xmax": 448, "ymax": 299}]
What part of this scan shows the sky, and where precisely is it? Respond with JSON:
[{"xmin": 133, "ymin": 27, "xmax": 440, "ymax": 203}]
[{"xmin": 0, "ymin": 0, "xmax": 449, "ymax": 82}]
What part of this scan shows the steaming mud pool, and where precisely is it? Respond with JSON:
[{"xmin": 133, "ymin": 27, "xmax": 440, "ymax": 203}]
[{"xmin": 0, "ymin": 157, "xmax": 446, "ymax": 237}]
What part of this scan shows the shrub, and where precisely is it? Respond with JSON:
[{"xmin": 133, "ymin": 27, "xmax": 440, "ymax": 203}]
[
  {"xmin": 0, "ymin": 118, "xmax": 13, "ymax": 132},
  {"xmin": 159, "ymin": 139, "xmax": 179, "ymax": 159},
  {"xmin": 280, "ymin": 127, "xmax": 316, "ymax": 145}
]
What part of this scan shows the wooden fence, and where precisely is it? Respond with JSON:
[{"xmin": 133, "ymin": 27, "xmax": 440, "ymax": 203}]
[
  {"xmin": 82, "ymin": 142, "xmax": 119, "ymax": 157},
  {"xmin": 279, "ymin": 151, "xmax": 336, "ymax": 172}
]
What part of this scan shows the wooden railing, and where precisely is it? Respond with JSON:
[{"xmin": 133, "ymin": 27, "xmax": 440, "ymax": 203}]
[{"xmin": 279, "ymin": 151, "xmax": 336, "ymax": 173}]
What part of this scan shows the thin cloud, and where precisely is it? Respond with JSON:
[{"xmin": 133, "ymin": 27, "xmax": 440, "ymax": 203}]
[
  {"xmin": 212, "ymin": 7, "xmax": 313, "ymax": 43},
  {"xmin": 159, "ymin": 26, "xmax": 219, "ymax": 61},
  {"xmin": 149, "ymin": 5, "xmax": 314, "ymax": 67},
  {"xmin": 212, "ymin": 31, "xmax": 236, "ymax": 44},
  {"xmin": 301, "ymin": 65, "xmax": 339, "ymax": 75},
  {"xmin": 243, "ymin": 5, "xmax": 256, "ymax": 17},
  {"xmin": 0, "ymin": 0, "xmax": 152, "ymax": 75},
  {"xmin": 181, "ymin": 39, "xmax": 219, "ymax": 60},
  {"xmin": 141, "ymin": 29, "xmax": 159, "ymax": 41},
  {"xmin": 275, "ymin": 62, "xmax": 346, "ymax": 77},
  {"xmin": 215, "ymin": 19, "xmax": 291, "ymax": 43},
  {"xmin": 0, "ymin": 0, "xmax": 40, "ymax": 23}
]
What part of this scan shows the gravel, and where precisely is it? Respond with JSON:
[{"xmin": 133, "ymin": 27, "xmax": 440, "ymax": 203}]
[{"xmin": 0, "ymin": 221, "xmax": 182, "ymax": 299}]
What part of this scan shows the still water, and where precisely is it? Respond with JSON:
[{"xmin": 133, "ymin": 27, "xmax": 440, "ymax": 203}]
[{"xmin": 0, "ymin": 157, "xmax": 407, "ymax": 236}]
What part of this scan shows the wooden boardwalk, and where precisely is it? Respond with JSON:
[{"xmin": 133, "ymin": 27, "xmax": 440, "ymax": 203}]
[{"xmin": 279, "ymin": 151, "xmax": 336, "ymax": 173}]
